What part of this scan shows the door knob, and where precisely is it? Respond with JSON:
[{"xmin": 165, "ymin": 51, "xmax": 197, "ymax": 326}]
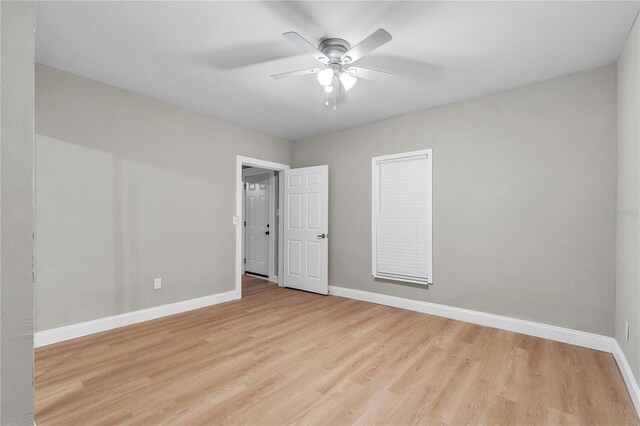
[
  {"xmin": 317, "ymin": 233, "xmax": 327, "ymax": 239},
  {"xmin": 265, "ymin": 231, "xmax": 270, "ymax": 235}
]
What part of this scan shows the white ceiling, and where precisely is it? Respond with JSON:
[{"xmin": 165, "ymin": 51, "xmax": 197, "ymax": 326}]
[{"xmin": 36, "ymin": 1, "xmax": 640, "ymax": 141}]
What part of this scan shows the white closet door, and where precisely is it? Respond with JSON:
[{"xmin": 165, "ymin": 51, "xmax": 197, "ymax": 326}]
[
  {"xmin": 245, "ymin": 173, "xmax": 270, "ymax": 276},
  {"xmin": 283, "ymin": 165, "xmax": 329, "ymax": 295}
]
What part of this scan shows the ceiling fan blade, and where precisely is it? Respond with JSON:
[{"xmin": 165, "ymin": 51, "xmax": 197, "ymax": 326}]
[
  {"xmin": 283, "ymin": 32, "xmax": 330, "ymax": 64},
  {"xmin": 271, "ymin": 68, "xmax": 321, "ymax": 79},
  {"xmin": 342, "ymin": 29, "xmax": 392, "ymax": 64},
  {"xmin": 346, "ymin": 67, "xmax": 397, "ymax": 84}
]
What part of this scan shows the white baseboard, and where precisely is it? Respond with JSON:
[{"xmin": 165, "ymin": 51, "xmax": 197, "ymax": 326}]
[
  {"xmin": 328, "ymin": 286, "xmax": 614, "ymax": 352},
  {"xmin": 35, "ymin": 290, "xmax": 239, "ymax": 348},
  {"xmin": 612, "ymin": 340, "xmax": 640, "ymax": 415}
]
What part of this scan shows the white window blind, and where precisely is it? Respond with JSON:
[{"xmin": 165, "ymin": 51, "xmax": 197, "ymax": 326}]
[{"xmin": 372, "ymin": 150, "xmax": 432, "ymax": 285}]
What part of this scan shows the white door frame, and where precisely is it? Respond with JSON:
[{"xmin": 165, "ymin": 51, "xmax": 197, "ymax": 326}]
[
  {"xmin": 242, "ymin": 168, "xmax": 275, "ymax": 281},
  {"xmin": 235, "ymin": 156, "xmax": 290, "ymax": 298}
]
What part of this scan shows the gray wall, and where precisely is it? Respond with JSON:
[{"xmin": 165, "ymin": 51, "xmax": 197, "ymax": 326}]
[
  {"xmin": 1, "ymin": 1, "xmax": 35, "ymax": 424},
  {"xmin": 616, "ymin": 13, "xmax": 640, "ymax": 380},
  {"xmin": 35, "ymin": 65, "xmax": 292, "ymax": 331},
  {"xmin": 292, "ymin": 65, "xmax": 617, "ymax": 336}
]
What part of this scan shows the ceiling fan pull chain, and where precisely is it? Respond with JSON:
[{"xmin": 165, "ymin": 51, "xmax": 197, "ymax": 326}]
[{"xmin": 324, "ymin": 75, "xmax": 339, "ymax": 111}]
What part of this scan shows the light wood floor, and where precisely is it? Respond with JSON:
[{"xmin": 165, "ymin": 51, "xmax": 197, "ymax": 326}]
[{"xmin": 36, "ymin": 276, "xmax": 638, "ymax": 425}]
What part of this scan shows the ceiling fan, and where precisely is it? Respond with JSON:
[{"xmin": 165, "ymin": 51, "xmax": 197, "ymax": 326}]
[{"xmin": 271, "ymin": 29, "xmax": 396, "ymax": 110}]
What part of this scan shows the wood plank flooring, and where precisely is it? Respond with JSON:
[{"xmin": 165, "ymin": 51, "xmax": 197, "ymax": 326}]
[{"xmin": 36, "ymin": 276, "xmax": 638, "ymax": 425}]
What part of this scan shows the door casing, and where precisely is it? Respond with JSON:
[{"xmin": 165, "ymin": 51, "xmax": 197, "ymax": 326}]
[{"xmin": 235, "ymin": 156, "xmax": 290, "ymax": 298}]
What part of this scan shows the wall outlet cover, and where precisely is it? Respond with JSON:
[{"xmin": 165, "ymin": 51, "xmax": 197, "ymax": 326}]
[{"xmin": 154, "ymin": 278, "xmax": 162, "ymax": 290}]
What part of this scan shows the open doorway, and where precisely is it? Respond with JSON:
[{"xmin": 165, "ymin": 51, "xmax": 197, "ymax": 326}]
[
  {"xmin": 242, "ymin": 167, "xmax": 276, "ymax": 281},
  {"xmin": 235, "ymin": 156, "xmax": 290, "ymax": 298},
  {"xmin": 235, "ymin": 156, "xmax": 330, "ymax": 298}
]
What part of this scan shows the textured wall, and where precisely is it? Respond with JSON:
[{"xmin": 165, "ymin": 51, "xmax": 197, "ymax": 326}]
[
  {"xmin": 35, "ymin": 65, "xmax": 291, "ymax": 331},
  {"xmin": 1, "ymin": 1, "xmax": 35, "ymax": 424},
  {"xmin": 293, "ymin": 66, "xmax": 617, "ymax": 336}
]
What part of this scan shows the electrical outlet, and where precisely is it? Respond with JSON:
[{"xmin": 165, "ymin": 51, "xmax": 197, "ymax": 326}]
[
  {"xmin": 154, "ymin": 278, "xmax": 162, "ymax": 290},
  {"xmin": 626, "ymin": 320, "xmax": 630, "ymax": 341}
]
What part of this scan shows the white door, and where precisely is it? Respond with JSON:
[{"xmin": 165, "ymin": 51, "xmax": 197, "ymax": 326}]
[
  {"xmin": 283, "ymin": 165, "xmax": 329, "ymax": 295},
  {"xmin": 245, "ymin": 173, "xmax": 270, "ymax": 276}
]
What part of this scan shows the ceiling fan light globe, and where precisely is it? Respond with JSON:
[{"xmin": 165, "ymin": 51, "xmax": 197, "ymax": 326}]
[
  {"xmin": 339, "ymin": 71, "xmax": 357, "ymax": 91},
  {"xmin": 317, "ymin": 68, "xmax": 334, "ymax": 86}
]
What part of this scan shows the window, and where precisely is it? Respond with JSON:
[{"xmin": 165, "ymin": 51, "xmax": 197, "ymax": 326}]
[{"xmin": 372, "ymin": 150, "xmax": 432, "ymax": 285}]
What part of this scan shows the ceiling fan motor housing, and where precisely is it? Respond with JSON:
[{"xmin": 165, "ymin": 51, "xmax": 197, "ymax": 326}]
[{"xmin": 318, "ymin": 38, "xmax": 351, "ymax": 64}]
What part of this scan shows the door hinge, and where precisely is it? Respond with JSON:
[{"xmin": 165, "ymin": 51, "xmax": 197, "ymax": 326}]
[
  {"xmin": 243, "ymin": 183, "xmax": 247, "ymax": 190},
  {"xmin": 244, "ymin": 258, "xmax": 246, "ymax": 264},
  {"xmin": 244, "ymin": 221, "xmax": 246, "ymax": 227}
]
